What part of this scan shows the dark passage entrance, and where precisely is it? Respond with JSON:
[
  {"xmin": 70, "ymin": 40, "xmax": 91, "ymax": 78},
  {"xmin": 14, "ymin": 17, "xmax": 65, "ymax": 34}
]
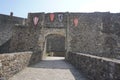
[{"xmin": 46, "ymin": 34, "xmax": 65, "ymax": 57}]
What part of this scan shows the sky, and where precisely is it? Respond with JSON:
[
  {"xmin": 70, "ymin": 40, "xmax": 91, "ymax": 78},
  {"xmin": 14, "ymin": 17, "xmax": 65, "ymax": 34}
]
[{"xmin": 0, "ymin": 0, "xmax": 120, "ymax": 18}]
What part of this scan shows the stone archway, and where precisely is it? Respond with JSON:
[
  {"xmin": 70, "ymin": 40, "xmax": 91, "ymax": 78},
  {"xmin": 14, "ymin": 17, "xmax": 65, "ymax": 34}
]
[
  {"xmin": 45, "ymin": 34, "xmax": 65, "ymax": 57},
  {"xmin": 38, "ymin": 28, "xmax": 66, "ymax": 58}
]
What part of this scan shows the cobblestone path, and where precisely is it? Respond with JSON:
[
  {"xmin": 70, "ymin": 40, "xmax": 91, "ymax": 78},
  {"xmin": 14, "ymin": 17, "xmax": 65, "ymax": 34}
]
[{"xmin": 9, "ymin": 57, "xmax": 88, "ymax": 80}]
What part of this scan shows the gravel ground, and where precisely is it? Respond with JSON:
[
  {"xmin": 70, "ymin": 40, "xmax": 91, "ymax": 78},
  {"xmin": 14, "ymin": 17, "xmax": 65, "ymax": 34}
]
[{"xmin": 9, "ymin": 57, "xmax": 88, "ymax": 80}]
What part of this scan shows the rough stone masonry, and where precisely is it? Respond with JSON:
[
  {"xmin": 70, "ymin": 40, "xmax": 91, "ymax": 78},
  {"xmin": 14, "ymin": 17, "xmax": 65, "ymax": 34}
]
[
  {"xmin": 0, "ymin": 12, "xmax": 120, "ymax": 80},
  {"xmin": 1, "ymin": 12, "xmax": 120, "ymax": 58}
]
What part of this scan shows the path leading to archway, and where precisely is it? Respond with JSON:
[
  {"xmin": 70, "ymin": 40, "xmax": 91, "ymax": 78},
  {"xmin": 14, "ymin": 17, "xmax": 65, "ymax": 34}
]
[{"xmin": 9, "ymin": 57, "xmax": 88, "ymax": 80}]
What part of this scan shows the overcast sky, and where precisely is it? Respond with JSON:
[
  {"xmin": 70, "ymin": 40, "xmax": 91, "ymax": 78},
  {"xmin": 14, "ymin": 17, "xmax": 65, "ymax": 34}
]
[{"xmin": 0, "ymin": 0, "xmax": 120, "ymax": 18}]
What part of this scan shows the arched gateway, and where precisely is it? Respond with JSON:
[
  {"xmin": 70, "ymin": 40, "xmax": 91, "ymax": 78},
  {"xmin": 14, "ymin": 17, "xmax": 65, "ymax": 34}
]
[
  {"xmin": 39, "ymin": 28, "xmax": 66, "ymax": 58},
  {"xmin": 28, "ymin": 13, "xmax": 67, "ymax": 58},
  {"xmin": 45, "ymin": 34, "xmax": 65, "ymax": 56}
]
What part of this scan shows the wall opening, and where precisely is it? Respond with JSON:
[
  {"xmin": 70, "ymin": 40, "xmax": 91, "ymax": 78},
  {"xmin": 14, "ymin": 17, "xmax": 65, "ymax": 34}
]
[{"xmin": 45, "ymin": 34, "xmax": 65, "ymax": 57}]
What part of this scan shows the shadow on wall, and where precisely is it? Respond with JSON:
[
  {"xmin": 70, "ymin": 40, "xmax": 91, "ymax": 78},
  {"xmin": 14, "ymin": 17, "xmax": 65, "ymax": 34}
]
[
  {"xmin": 28, "ymin": 51, "xmax": 42, "ymax": 65},
  {"xmin": 0, "ymin": 39, "xmax": 11, "ymax": 53}
]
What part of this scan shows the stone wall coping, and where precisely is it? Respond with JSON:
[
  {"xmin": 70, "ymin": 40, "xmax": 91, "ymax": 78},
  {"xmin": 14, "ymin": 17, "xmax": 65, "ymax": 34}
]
[
  {"xmin": 75, "ymin": 52, "xmax": 120, "ymax": 64},
  {"xmin": 0, "ymin": 51, "xmax": 33, "ymax": 55},
  {"xmin": 0, "ymin": 51, "xmax": 35, "ymax": 79}
]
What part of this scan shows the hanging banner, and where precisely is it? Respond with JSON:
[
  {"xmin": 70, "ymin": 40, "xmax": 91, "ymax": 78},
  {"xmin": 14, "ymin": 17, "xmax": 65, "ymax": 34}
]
[
  {"xmin": 33, "ymin": 16, "xmax": 39, "ymax": 26},
  {"xmin": 58, "ymin": 14, "xmax": 63, "ymax": 22},
  {"xmin": 74, "ymin": 18, "xmax": 78, "ymax": 27},
  {"xmin": 50, "ymin": 13, "xmax": 55, "ymax": 22}
]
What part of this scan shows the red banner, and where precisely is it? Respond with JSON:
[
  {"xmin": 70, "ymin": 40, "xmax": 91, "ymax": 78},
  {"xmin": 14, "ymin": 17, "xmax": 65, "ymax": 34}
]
[
  {"xmin": 50, "ymin": 13, "xmax": 55, "ymax": 22},
  {"xmin": 74, "ymin": 18, "xmax": 78, "ymax": 27}
]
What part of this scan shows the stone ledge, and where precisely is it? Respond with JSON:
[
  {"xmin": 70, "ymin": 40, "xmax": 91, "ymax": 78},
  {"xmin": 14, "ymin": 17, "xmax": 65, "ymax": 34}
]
[
  {"xmin": 76, "ymin": 53, "xmax": 120, "ymax": 64},
  {"xmin": 0, "ymin": 51, "xmax": 33, "ymax": 80},
  {"xmin": 66, "ymin": 52, "xmax": 120, "ymax": 80}
]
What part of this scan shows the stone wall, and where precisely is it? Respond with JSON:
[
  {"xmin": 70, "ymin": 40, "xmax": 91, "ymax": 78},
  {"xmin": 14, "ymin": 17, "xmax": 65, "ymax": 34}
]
[
  {"xmin": 9, "ymin": 13, "xmax": 42, "ymax": 55},
  {"xmin": 66, "ymin": 52, "xmax": 120, "ymax": 80},
  {"xmin": 0, "ymin": 14, "xmax": 24, "ymax": 25},
  {"xmin": 67, "ymin": 12, "xmax": 120, "ymax": 59},
  {"xmin": 8, "ymin": 24, "xmax": 42, "ymax": 63},
  {"xmin": 28, "ymin": 13, "xmax": 66, "ymax": 57},
  {"xmin": 44, "ymin": 12, "xmax": 67, "ymax": 28},
  {"xmin": 0, "ymin": 51, "xmax": 41, "ymax": 80},
  {"xmin": 1, "ymin": 12, "xmax": 120, "ymax": 58},
  {"xmin": 67, "ymin": 13, "xmax": 104, "ymax": 54},
  {"xmin": 0, "ymin": 52, "xmax": 32, "ymax": 80},
  {"xmin": 0, "ymin": 39, "xmax": 11, "ymax": 53},
  {"xmin": 9, "ymin": 25, "xmax": 30, "ymax": 52},
  {"xmin": 7, "ymin": 12, "xmax": 120, "ymax": 58},
  {"xmin": 29, "ymin": 51, "xmax": 42, "ymax": 65},
  {"xmin": 102, "ymin": 13, "xmax": 120, "ymax": 58},
  {"xmin": 0, "ymin": 14, "xmax": 25, "ymax": 53}
]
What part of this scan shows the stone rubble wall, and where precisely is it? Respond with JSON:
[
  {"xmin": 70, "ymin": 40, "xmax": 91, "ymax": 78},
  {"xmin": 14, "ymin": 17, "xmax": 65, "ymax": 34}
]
[
  {"xmin": 67, "ymin": 12, "xmax": 120, "ymax": 59},
  {"xmin": 0, "ymin": 14, "xmax": 25, "ymax": 53},
  {"xmin": 67, "ymin": 13, "xmax": 103, "ymax": 54},
  {"xmin": 66, "ymin": 52, "xmax": 120, "ymax": 80},
  {"xmin": 0, "ymin": 51, "xmax": 41, "ymax": 80}
]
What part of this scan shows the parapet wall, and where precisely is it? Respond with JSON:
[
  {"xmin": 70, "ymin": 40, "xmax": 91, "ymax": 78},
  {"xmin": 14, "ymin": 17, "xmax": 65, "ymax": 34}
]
[
  {"xmin": 0, "ymin": 51, "xmax": 41, "ymax": 80},
  {"xmin": 0, "ymin": 14, "xmax": 24, "ymax": 24},
  {"xmin": 66, "ymin": 52, "xmax": 120, "ymax": 80},
  {"xmin": 0, "ymin": 14, "xmax": 25, "ymax": 53}
]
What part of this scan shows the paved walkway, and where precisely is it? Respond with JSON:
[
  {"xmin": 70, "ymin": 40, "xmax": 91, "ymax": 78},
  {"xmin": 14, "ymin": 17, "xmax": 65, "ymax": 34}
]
[{"xmin": 9, "ymin": 57, "xmax": 88, "ymax": 80}]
